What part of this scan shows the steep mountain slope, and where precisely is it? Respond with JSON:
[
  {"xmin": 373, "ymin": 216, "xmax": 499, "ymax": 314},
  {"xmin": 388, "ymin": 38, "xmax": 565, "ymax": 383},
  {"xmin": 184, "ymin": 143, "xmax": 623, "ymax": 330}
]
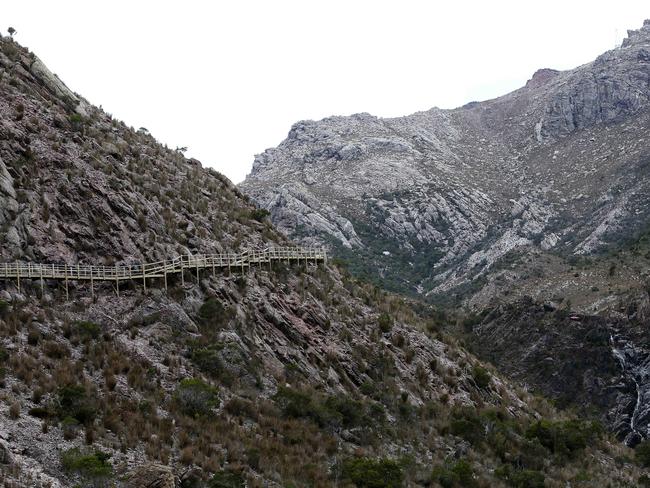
[
  {"xmin": 241, "ymin": 20, "xmax": 650, "ymax": 303},
  {"xmin": 0, "ymin": 35, "xmax": 643, "ymax": 487},
  {"xmin": 460, "ymin": 295, "xmax": 650, "ymax": 446}
]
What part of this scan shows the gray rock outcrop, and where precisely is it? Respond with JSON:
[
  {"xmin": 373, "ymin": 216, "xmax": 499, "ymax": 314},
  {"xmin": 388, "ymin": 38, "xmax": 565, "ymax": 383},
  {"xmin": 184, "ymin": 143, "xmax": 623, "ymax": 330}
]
[{"xmin": 241, "ymin": 20, "xmax": 650, "ymax": 300}]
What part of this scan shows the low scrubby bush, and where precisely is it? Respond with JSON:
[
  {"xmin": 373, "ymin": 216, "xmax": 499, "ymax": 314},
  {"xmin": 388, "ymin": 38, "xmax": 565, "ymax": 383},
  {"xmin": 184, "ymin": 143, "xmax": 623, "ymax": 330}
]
[
  {"xmin": 74, "ymin": 320, "xmax": 101, "ymax": 339},
  {"xmin": 341, "ymin": 457, "xmax": 403, "ymax": 488},
  {"xmin": 273, "ymin": 386, "xmax": 374, "ymax": 429},
  {"xmin": 635, "ymin": 440, "xmax": 650, "ymax": 467},
  {"xmin": 61, "ymin": 447, "xmax": 112, "ymax": 481},
  {"xmin": 0, "ymin": 300, "xmax": 9, "ymax": 318},
  {"xmin": 471, "ymin": 365, "xmax": 491, "ymax": 389},
  {"xmin": 248, "ymin": 208, "xmax": 270, "ymax": 222},
  {"xmin": 207, "ymin": 470, "xmax": 246, "ymax": 488},
  {"xmin": 57, "ymin": 384, "xmax": 97, "ymax": 424},
  {"xmin": 431, "ymin": 459, "xmax": 476, "ymax": 488},
  {"xmin": 175, "ymin": 378, "xmax": 220, "ymax": 417},
  {"xmin": 495, "ymin": 465, "xmax": 545, "ymax": 488},
  {"xmin": 525, "ymin": 419, "xmax": 601, "ymax": 460},
  {"xmin": 378, "ymin": 313, "xmax": 393, "ymax": 333},
  {"xmin": 449, "ymin": 408, "xmax": 483, "ymax": 445},
  {"xmin": 198, "ymin": 297, "xmax": 233, "ymax": 330}
]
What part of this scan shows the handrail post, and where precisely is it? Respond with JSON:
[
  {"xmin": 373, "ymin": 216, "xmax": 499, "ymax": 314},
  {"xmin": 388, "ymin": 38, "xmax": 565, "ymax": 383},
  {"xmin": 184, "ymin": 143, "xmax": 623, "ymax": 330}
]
[
  {"xmin": 40, "ymin": 265, "xmax": 44, "ymax": 296},
  {"xmin": 90, "ymin": 269, "xmax": 94, "ymax": 300},
  {"xmin": 196, "ymin": 256, "xmax": 200, "ymax": 282},
  {"xmin": 163, "ymin": 259, "xmax": 168, "ymax": 291},
  {"xmin": 142, "ymin": 263, "xmax": 146, "ymax": 293},
  {"xmin": 16, "ymin": 263, "xmax": 20, "ymax": 293},
  {"xmin": 181, "ymin": 255, "xmax": 185, "ymax": 286},
  {"xmin": 64, "ymin": 264, "xmax": 68, "ymax": 301}
]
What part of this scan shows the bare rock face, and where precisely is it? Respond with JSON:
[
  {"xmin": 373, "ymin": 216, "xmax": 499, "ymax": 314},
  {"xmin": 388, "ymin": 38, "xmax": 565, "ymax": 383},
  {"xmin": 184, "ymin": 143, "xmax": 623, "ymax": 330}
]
[
  {"xmin": 28, "ymin": 56, "xmax": 89, "ymax": 116},
  {"xmin": 126, "ymin": 463, "xmax": 176, "ymax": 488},
  {"xmin": 241, "ymin": 20, "xmax": 650, "ymax": 301},
  {"xmin": 0, "ymin": 439, "xmax": 11, "ymax": 464}
]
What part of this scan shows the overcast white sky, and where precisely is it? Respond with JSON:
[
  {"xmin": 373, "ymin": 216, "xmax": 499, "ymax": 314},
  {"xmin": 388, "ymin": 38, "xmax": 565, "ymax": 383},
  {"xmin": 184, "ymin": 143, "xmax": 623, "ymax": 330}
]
[{"xmin": 4, "ymin": 1, "xmax": 649, "ymax": 183}]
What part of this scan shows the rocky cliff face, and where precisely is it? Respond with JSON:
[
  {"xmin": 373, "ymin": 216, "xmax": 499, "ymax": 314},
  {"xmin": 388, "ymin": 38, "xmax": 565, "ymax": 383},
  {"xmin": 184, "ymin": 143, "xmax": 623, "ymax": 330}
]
[
  {"xmin": 1, "ymin": 35, "xmax": 641, "ymax": 487},
  {"xmin": 465, "ymin": 297, "xmax": 650, "ymax": 447},
  {"xmin": 241, "ymin": 20, "xmax": 650, "ymax": 303}
]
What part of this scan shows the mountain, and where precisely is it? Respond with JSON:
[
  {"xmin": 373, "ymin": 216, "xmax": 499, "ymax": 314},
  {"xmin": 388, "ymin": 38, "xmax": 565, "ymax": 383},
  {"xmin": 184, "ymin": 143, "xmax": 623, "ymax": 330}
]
[
  {"xmin": 0, "ymin": 34, "xmax": 642, "ymax": 487},
  {"xmin": 241, "ymin": 20, "xmax": 650, "ymax": 308}
]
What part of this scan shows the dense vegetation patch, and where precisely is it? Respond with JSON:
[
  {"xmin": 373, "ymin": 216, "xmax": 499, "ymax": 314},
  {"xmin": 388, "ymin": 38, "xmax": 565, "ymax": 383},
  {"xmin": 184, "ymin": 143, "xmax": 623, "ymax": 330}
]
[
  {"xmin": 341, "ymin": 457, "xmax": 404, "ymax": 488},
  {"xmin": 273, "ymin": 386, "xmax": 383, "ymax": 430},
  {"xmin": 175, "ymin": 378, "xmax": 220, "ymax": 417},
  {"xmin": 60, "ymin": 448, "xmax": 112, "ymax": 482}
]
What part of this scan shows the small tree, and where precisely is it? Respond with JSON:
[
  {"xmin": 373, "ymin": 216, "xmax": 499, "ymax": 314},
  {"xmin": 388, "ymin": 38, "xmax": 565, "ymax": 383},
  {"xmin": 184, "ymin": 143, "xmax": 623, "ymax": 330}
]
[
  {"xmin": 636, "ymin": 440, "xmax": 650, "ymax": 467},
  {"xmin": 175, "ymin": 378, "xmax": 220, "ymax": 417},
  {"xmin": 378, "ymin": 313, "xmax": 393, "ymax": 333},
  {"xmin": 7, "ymin": 27, "xmax": 16, "ymax": 38}
]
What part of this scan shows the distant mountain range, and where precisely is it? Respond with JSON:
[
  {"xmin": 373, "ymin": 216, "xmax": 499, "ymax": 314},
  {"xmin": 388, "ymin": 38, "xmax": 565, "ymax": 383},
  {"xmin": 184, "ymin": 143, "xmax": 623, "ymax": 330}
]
[{"xmin": 241, "ymin": 20, "xmax": 650, "ymax": 310}]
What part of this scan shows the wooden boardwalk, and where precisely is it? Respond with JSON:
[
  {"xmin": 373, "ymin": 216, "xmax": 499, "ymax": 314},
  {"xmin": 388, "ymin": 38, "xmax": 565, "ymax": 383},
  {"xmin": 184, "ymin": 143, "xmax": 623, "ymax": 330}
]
[{"xmin": 0, "ymin": 247, "xmax": 327, "ymax": 299}]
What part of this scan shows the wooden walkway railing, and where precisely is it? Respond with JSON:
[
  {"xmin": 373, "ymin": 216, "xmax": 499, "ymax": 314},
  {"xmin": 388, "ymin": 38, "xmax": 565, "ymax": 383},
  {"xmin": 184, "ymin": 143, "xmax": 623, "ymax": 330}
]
[{"xmin": 0, "ymin": 246, "xmax": 327, "ymax": 299}]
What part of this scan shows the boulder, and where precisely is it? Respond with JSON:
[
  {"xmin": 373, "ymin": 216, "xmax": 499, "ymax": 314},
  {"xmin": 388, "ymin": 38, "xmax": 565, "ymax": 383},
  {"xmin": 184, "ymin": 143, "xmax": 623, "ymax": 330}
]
[
  {"xmin": 0, "ymin": 439, "xmax": 12, "ymax": 464},
  {"xmin": 126, "ymin": 463, "xmax": 176, "ymax": 488}
]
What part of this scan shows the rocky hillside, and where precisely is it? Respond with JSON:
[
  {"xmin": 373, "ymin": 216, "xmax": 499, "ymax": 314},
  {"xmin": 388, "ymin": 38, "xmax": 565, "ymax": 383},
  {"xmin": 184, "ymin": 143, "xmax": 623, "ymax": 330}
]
[
  {"xmin": 460, "ymin": 295, "xmax": 650, "ymax": 446},
  {"xmin": 0, "ymin": 35, "xmax": 644, "ymax": 487},
  {"xmin": 241, "ymin": 20, "xmax": 650, "ymax": 306}
]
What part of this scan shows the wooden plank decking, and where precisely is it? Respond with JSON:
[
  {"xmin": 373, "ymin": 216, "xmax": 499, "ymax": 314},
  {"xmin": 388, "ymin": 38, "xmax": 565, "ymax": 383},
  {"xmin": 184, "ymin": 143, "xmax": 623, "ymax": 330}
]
[{"xmin": 0, "ymin": 246, "xmax": 327, "ymax": 299}]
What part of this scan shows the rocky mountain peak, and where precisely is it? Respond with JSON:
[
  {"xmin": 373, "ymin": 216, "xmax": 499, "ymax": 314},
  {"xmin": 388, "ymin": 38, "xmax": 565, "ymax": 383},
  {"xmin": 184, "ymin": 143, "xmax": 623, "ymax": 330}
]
[
  {"xmin": 622, "ymin": 19, "xmax": 650, "ymax": 47},
  {"xmin": 525, "ymin": 68, "xmax": 559, "ymax": 88}
]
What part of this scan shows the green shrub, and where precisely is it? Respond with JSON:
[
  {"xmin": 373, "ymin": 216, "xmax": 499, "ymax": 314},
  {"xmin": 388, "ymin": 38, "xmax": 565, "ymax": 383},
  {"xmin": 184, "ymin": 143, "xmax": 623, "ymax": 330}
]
[
  {"xmin": 509, "ymin": 469, "xmax": 545, "ymax": 488},
  {"xmin": 431, "ymin": 459, "xmax": 476, "ymax": 488},
  {"xmin": 27, "ymin": 329, "xmax": 40, "ymax": 345},
  {"xmin": 274, "ymin": 386, "xmax": 327, "ymax": 426},
  {"xmin": 69, "ymin": 113, "xmax": 85, "ymax": 131},
  {"xmin": 208, "ymin": 470, "xmax": 245, "ymax": 488},
  {"xmin": 61, "ymin": 416, "xmax": 80, "ymax": 439},
  {"xmin": 341, "ymin": 457, "xmax": 403, "ymax": 488},
  {"xmin": 273, "ymin": 387, "xmax": 372, "ymax": 429},
  {"xmin": 61, "ymin": 448, "xmax": 112, "ymax": 480},
  {"xmin": 378, "ymin": 313, "xmax": 393, "ymax": 333},
  {"xmin": 471, "ymin": 365, "xmax": 491, "ymax": 389},
  {"xmin": 639, "ymin": 474, "xmax": 650, "ymax": 487},
  {"xmin": 462, "ymin": 313, "xmax": 482, "ymax": 332},
  {"xmin": 495, "ymin": 466, "xmax": 545, "ymax": 488},
  {"xmin": 198, "ymin": 298, "xmax": 233, "ymax": 329},
  {"xmin": 635, "ymin": 440, "xmax": 650, "ymax": 467},
  {"xmin": 199, "ymin": 297, "xmax": 225, "ymax": 322},
  {"xmin": 248, "ymin": 208, "xmax": 270, "ymax": 222},
  {"xmin": 0, "ymin": 345, "xmax": 8, "ymax": 362},
  {"xmin": 28, "ymin": 406, "xmax": 50, "ymax": 418},
  {"xmin": 324, "ymin": 395, "xmax": 369, "ymax": 428},
  {"xmin": 175, "ymin": 378, "xmax": 220, "ymax": 417},
  {"xmin": 74, "ymin": 320, "xmax": 101, "ymax": 339},
  {"xmin": 190, "ymin": 345, "xmax": 233, "ymax": 384},
  {"xmin": 0, "ymin": 300, "xmax": 9, "ymax": 317},
  {"xmin": 449, "ymin": 408, "xmax": 483, "ymax": 445},
  {"xmin": 525, "ymin": 419, "xmax": 601, "ymax": 460},
  {"xmin": 57, "ymin": 384, "xmax": 96, "ymax": 424}
]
